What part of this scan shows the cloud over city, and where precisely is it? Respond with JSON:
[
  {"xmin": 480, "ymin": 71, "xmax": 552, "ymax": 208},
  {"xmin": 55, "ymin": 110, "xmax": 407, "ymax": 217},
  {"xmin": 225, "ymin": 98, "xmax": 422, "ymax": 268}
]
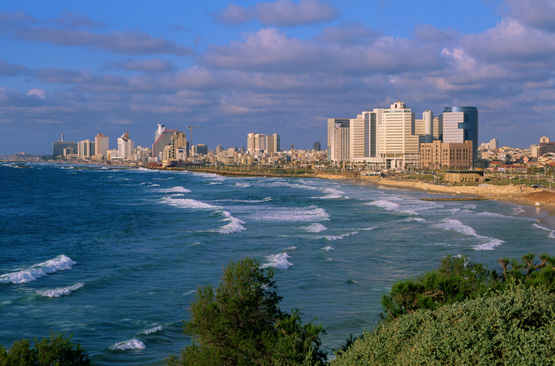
[{"xmin": 0, "ymin": 0, "xmax": 553, "ymax": 154}]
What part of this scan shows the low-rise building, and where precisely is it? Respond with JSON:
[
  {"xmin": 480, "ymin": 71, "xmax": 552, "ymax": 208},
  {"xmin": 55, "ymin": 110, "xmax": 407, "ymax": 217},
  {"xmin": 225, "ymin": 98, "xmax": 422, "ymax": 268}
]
[{"xmin": 420, "ymin": 140, "xmax": 473, "ymax": 170}]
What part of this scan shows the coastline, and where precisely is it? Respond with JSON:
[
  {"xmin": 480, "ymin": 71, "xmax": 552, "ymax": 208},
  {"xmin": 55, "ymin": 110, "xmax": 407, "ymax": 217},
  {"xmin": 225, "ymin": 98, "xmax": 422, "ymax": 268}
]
[{"xmin": 354, "ymin": 176, "xmax": 555, "ymax": 227}]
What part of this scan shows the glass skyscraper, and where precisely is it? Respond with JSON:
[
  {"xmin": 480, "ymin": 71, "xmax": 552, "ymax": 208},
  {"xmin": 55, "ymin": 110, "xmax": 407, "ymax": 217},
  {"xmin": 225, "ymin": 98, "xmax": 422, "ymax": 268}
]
[{"xmin": 442, "ymin": 106, "xmax": 478, "ymax": 163}]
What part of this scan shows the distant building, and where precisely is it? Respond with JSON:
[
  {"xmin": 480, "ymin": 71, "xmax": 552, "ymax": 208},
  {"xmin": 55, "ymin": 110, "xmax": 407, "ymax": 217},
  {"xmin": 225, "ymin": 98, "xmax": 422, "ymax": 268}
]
[
  {"xmin": 78, "ymin": 139, "xmax": 95, "ymax": 159},
  {"xmin": 420, "ymin": 140, "xmax": 473, "ymax": 170},
  {"xmin": 195, "ymin": 144, "xmax": 208, "ymax": 156},
  {"xmin": 266, "ymin": 133, "xmax": 280, "ymax": 154},
  {"xmin": 313, "ymin": 142, "xmax": 321, "ymax": 151},
  {"xmin": 117, "ymin": 132, "xmax": 134, "ymax": 160},
  {"xmin": 379, "ymin": 100, "xmax": 419, "ymax": 169},
  {"xmin": 441, "ymin": 106, "xmax": 478, "ymax": 163},
  {"xmin": 327, "ymin": 118, "xmax": 350, "ymax": 163},
  {"xmin": 52, "ymin": 134, "xmax": 77, "ymax": 158},
  {"xmin": 539, "ymin": 136, "xmax": 555, "ymax": 156},
  {"xmin": 216, "ymin": 145, "xmax": 224, "ymax": 154},
  {"xmin": 152, "ymin": 124, "xmax": 178, "ymax": 160},
  {"xmin": 94, "ymin": 133, "xmax": 109, "ymax": 160}
]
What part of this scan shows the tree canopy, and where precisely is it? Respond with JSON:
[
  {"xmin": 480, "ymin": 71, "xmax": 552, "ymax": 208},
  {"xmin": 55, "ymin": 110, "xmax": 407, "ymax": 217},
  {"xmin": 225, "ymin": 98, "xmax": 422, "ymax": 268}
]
[{"xmin": 168, "ymin": 257, "xmax": 326, "ymax": 366}]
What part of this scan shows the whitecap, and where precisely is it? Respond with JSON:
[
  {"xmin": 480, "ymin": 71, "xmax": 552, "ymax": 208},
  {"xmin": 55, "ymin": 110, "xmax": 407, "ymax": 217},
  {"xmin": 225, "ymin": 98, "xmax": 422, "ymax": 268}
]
[
  {"xmin": 110, "ymin": 339, "xmax": 145, "ymax": 351},
  {"xmin": 262, "ymin": 253, "xmax": 293, "ymax": 270},
  {"xmin": 0, "ymin": 255, "xmax": 76, "ymax": 284},
  {"xmin": 512, "ymin": 206, "xmax": 526, "ymax": 215},
  {"xmin": 475, "ymin": 212, "xmax": 507, "ymax": 218},
  {"xmin": 533, "ymin": 223, "xmax": 555, "ymax": 239},
  {"xmin": 304, "ymin": 223, "xmax": 328, "ymax": 233},
  {"xmin": 433, "ymin": 219, "xmax": 505, "ymax": 251},
  {"xmin": 161, "ymin": 197, "xmax": 219, "ymax": 210},
  {"xmin": 404, "ymin": 217, "xmax": 427, "ymax": 222},
  {"xmin": 38, "ymin": 283, "xmax": 84, "ymax": 298},
  {"xmin": 162, "ymin": 186, "xmax": 191, "ymax": 193},
  {"xmin": 284, "ymin": 246, "xmax": 297, "ymax": 251},
  {"xmin": 235, "ymin": 182, "xmax": 251, "ymax": 188},
  {"xmin": 325, "ymin": 231, "xmax": 359, "ymax": 241},
  {"xmin": 323, "ymin": 246, "xmax": 334, "ymax": 251},
  {"xmin": 249, "ymin": 205, "xmax": 329, "ymax": 222},
  {"xmin": 140, "ymin": 325, "xmax": 163, "ymax": 335},
  {"xmin": 211, "ymin": 211, "xmax": 246, "ymax": 234}
]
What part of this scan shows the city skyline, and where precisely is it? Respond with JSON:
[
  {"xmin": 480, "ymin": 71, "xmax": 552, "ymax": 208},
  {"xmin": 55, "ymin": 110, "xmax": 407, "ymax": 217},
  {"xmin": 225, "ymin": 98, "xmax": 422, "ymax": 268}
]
[{"xmin": 1, "ymin": 0, "xmax": 554, "ymax": 154}]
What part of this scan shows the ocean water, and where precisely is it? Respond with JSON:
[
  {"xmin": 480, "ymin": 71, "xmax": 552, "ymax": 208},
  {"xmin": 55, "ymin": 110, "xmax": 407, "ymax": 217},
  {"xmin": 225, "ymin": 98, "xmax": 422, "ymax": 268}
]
[{"xmin": 1, "ymin": 162, "xmax": 554, "ymax": 364}]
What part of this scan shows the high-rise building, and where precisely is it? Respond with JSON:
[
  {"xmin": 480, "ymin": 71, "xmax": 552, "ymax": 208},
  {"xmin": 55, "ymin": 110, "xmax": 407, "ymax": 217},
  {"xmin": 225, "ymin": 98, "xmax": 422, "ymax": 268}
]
[
  {"xmin": 95, "ymin": 133, "xmax": 109, "ymax": 160},
  {"xmin": 313, "ymin": 142, "xmax": 321, "ymax": 151},
  {"xmin": 117, "ymin": 132, "xmax": 134, "ymax": 160},
  {"xmin": 266, "ymin": 134, "xmax": 280, "ymax": 154},
  {"xmin": 378, "ymin": 100, "xmax": 419, "ymax": 169},
  {"xmin": 441, "ymin": 106, "xmax": 478, "ymax": 163},
  {"xmin": 327, "ymin": 118, "xmax": 350, "ymax": 163},
  {"xmin": 77, "ymin": 139, "xmax": 95, "ymax": 159},
  {"xmin": 152, "ymin": 124, "xmax": 178, "ymax": 160},
  {"xmin": 349, "ymin": 112, "xmax": 369, "ymax": 161},
  {"xmin": 52, "ymin": 134, "xmax": 77, "ymax": 158}
]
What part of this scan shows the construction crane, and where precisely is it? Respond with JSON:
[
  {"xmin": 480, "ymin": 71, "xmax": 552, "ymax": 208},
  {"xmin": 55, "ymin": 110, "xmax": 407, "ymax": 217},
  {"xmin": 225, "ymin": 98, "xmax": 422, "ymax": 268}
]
[{"xmin": 187, "ymin": 126, "xmax": 202, "ymax": 156}]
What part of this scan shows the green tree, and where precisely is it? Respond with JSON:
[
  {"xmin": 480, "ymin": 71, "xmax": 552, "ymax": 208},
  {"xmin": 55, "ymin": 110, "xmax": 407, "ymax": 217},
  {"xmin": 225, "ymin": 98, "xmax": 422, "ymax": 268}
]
[
  {"xmin": 0, "ymin": 333, "xmax": 89, "ymax": 366},
  {"xmin": 169, "ymin": 257, "xmax": 326, "ymax": 366}
]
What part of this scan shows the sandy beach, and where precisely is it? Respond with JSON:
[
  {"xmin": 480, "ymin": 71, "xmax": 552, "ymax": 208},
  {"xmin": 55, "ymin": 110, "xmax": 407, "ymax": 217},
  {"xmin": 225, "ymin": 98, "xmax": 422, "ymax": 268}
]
[{"xmin": 355, "ymin": 176, "xmax": 555, "ymax": 224}]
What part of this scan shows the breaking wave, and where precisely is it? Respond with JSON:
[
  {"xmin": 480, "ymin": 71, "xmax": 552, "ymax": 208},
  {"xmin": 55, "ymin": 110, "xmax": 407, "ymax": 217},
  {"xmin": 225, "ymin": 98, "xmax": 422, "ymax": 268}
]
[
  {"xmin": 38, "ymin": 283, "xmax": 84, "ymax": 298},
  {"xmin": 109, "ymin": 339, "xmax": 145, "ymax": 351},
  {"xmin": 211, "ymin": 211, "xmax": 246, "ymax": 234},
  {"xmin": 140, "ymin": 325, "xmax": 163, "ymax": 335},
  {"xmin": 433, "ymin": 219, "xmax": 504, "ymax": 250},
  {"xmin": 249, "ymin": 206, "xmax": 329, "ymax": 222},
  {"xmin": 533, "ymin": 223, "xmax": 555, "ymax": 239},
  {"xmin": 325, "ymin": 231, "xmax": 359, "ymax": 241},
  {"xmin": 304, "ymin": 223, "xmax": 328, "ymax": 233},
  {"xmin": 262, "ymin": 253, "xmax": 293, "ymax": 270},
  {"xmin": 0, "ymin": 255, "xmax": 76, "ymax": 284}
]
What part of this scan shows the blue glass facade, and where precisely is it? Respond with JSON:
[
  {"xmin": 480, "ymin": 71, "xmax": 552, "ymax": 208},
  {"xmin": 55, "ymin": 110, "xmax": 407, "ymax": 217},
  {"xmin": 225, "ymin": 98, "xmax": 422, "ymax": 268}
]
[{"xmin": 443, "ymin": 106, "xmax": 478, "ymax": 163}]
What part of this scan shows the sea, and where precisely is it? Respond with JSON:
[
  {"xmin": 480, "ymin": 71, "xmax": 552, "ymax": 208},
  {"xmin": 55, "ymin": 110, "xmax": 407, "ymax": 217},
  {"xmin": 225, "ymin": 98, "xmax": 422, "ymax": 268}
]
[{"xmin": 1, "ymin": 162, "xmax": 554, "ymax": 365}]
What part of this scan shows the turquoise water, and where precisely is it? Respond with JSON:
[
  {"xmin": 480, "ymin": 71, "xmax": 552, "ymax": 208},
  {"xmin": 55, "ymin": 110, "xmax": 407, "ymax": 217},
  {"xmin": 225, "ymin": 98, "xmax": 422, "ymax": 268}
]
[{"xmin": 1, "ymin": 162, "xmax": 554, "ymax": 364}]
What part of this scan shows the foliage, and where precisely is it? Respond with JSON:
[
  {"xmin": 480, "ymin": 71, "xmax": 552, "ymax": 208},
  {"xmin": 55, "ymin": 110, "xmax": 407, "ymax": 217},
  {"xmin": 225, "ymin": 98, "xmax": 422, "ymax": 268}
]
[
  {"xmin": 168, "ymin": 257, "xmax": 326, "ymax": 366},
  {"xmin": 380, "ymin": 253, "xmax": 555, "ymax": 322},
  {"xmin": 0, "ymin": 333, "xmax": 89, "ymax": 366},
  {"xmin": 332, "ymin": 285, "xmax": 555, "ymax": 365}
]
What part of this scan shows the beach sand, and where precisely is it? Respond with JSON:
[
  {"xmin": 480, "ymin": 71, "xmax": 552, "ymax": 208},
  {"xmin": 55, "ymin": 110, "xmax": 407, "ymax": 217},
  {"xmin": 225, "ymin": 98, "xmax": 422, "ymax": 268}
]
[{"xmin": 355, "ymin": 176, "xmax": 555, "ymax": 227}]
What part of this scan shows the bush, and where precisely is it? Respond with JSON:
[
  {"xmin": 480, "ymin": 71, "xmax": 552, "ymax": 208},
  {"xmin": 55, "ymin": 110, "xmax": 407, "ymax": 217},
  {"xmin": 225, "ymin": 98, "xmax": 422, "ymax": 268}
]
[
  {"xmin": 168, "ymin": 257, "xmax": 326, "ymax": 366},
  {"xmin": 0, "ymin": 333, "xmax": 89, "ymax": 366},
  {"xmin": 333, "ymin": 285, "xmax": 555, "ymax": 365}
]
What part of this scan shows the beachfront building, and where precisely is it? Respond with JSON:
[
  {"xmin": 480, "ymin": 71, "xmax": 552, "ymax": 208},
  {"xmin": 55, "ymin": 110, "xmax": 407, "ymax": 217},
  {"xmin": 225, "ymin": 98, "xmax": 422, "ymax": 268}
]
[
  {"xmin": 247, "ymin": 132, "xmax": 279, "ymax": 154},
  {"xmin": 94, "ymin": 133, "xmax": 109, "ymax": 160},
  {"xmin": 420, "ymin": 140, "xmax": 473, "ymax": 170},
  {"xmin": 53, "ymin": 134, "xmax": 77, "ymax": 158},
  {"xmin": 117, "ymin": 132, "xmax": 134, "ymax": 160},
  {"xmin": 441, "ymin": 106, "xmax": 478, "ymax": 163},
  {"xmin": 77, "ymin": 139, "xmax": 95, "ymax": 159},
  {"xmin": 327, "ymin": 118, "xmax": 350, "ymax": 163},
  {"xmin": 152, "ymin": 124, "xmax": 179, "ymax": 161},
  {"xmin": 378, "ymin": 100, "xmax": 420, "ymax": 170}
]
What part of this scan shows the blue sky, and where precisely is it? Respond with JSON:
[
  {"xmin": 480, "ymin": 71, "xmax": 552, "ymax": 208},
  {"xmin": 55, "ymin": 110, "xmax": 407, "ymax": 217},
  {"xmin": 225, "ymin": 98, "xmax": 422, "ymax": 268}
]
[{"xmin": 1, "ymin": 0, "xmax": 554, "ymax": 154}]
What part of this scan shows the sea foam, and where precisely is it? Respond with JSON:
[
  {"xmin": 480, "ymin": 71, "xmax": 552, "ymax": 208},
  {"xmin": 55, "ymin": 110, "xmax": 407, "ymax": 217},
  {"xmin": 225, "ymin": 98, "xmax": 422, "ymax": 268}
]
[
  {"xmin": 110, "ymin": 339, "xmax": 145, "ymax": 351},
  {"xmin": 533, "ymin": 223, "xmax": 555, "ymax": 239},
  {"xmin": 38, "ymin": 283, "xmax": 84, "ymax": 298},
  {"xmin": 0, "ymin": 255, "xmax": 76, "ymax": 284},
  {"xmin": 433, "ymin": 219, "xmax": 504, "ymax": 250},
  {"xmin": 249, "ymin": 205, "xmax": 330, "ymax": 222},
  {"xmin": 304, "ymin": 223, "xmax": 328, "ymax": 233},
  {"xmin": 162, "ymin": 186, "xmax": 191, "ymax": 193},
  {"xmin": 325, "ymin": 231, "xmax": 359, "ymax": 241},
  {"xmin": 211, "ymin": 211, "xmax": 246, "ymax": 234},
  {"xmin": 140, "ymin": 325, "xmax": 163, "ymax": 335},
  {"xmin": 262, "ymin": 253, "xmax": 293, "ymax": 270}
]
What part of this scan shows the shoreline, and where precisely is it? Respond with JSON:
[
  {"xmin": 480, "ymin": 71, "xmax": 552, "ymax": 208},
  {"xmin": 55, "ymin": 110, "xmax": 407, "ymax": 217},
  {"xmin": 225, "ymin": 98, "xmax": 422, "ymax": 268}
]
[{"xmin": 354, "ymin": 176, "xmax": 555, "ymax": 228}]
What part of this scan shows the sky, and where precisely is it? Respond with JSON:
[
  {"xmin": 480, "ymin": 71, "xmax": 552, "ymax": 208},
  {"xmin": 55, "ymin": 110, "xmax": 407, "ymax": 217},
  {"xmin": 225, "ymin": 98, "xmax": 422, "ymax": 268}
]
[{"xmin": 0, "ymin": 0, "xmax": 554, "ymax": 155}]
